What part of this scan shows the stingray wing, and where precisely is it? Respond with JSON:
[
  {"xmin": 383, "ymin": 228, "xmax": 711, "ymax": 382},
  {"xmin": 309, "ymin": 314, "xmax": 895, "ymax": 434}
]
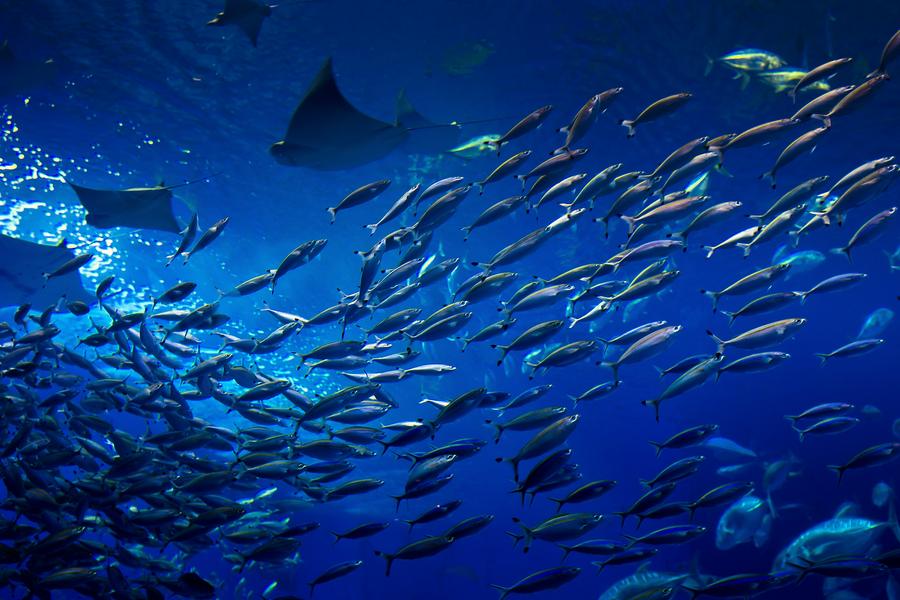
[
  {"xmin": 69, "ymin": 182, "xmax": 181, "ymax": 233},
  {"xmin": 282, "ymin": 57, "xmax": 403, "ymax": 153},
  {"xmin": 0, "ymin": 234, "xmax": 91, "ymax": 307},
  {"xmin": 395, "ymin": 89, "xmax": 460, "ymax": 154}
]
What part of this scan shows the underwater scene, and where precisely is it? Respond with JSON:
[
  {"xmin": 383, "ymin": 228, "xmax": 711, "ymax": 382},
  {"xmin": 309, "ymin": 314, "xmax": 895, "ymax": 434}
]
[{"xmin": 0, "ymin": 1, "xmax": 899, "ymax": 598}]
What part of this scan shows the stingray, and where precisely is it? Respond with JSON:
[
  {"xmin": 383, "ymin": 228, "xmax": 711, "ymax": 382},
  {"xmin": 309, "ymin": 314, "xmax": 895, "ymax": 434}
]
[
  {"xmin": 270, "ymin": 58, "xmax": 461, "ymax": 170},
  {"xmin": 207, "ymin": 0, "xmax": 273, "ymax": 47},
  {"xmin": 67, "ymin": 181, "xmax": 190, "ymax": 234},
  {"xmin": 0, "ymin": 235, "xmax": 91, "ymax": 308}
]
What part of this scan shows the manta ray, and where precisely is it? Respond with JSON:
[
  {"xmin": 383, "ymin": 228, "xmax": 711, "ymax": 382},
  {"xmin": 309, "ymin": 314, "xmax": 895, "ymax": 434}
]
[
  {"xmin": 0, "ymin": 235, "xmax": 91, "ymax": 308},
  {"xmin": 270, "ymin": 58, "xmax": 460, "ymax": 170},
  {"xmin": 207, "ymin": 0, "xmax": 273, "ymax": 47},
  {"xmin": 67, "ymin": 181, "xmax": 186, "ymax": 234}
]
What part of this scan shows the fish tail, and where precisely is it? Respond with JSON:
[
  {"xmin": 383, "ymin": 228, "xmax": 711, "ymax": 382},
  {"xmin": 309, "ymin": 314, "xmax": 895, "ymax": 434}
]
[
  {"xmin": 736, "ymin": 242, "xmax": 751, "ymax": 257},
  {"xmin": 620, "ymin": 119, "xmax": 636, "ymax": 138},
  {"xmin": 829, "ymin": 246, "xmax": 852, "ymax": 262},
  {"xmin": 612, "ymin": 511, "xmax": 629, "ymax": 526},
  {"xmin": 811, "ymin": 114, "xmax": 832, "ymax": 129},
  {"xmin": 703, "ymin": 54, "xmax": 715, "ymax": 76},
  {"xmin": 601, "ymin": 362, "xmax": 619, "ymax": 385},
  {"xmin": 549, "ymin": 498, "xmax": 565, "ymax": 513},
  {"xmin": 788, "ymin": 230, "xmax": 801, "ymax": 247},
  {"xmin": 648, "ymin": 441, "xmax": 663, "ymax": 456},
  {"xmin": 374, "ymin": 550, "xmax": 394, "ymax": 576},
  {"xmin": 326, "ymin": 207, "xmax": 337, "ymax": 224},
  {"xmin": 489, "ymin": 585, "xmax": 511, "ymax": 600},
  {"xmin": 814, "ymin": 353, "xmax": 829, "ymax": 367},
  {"xmin": 827, "ymin": 464, "xmax": 846, "ymax": 485},
  {"xmin": 699, "ymin": 289, "xmax": 718, "ymax": 312},
  {"xmin": 719, "ymin": 310, "xmax": 735, "ymax": 326},
  {"xmin": 703, "ymin": 245, "xmax": 716, "ymax": 259},
  {"xmin": 619, "ymin": 214, "xmax": 636, "ymax": 235},
  {"xmin": 706, "ymin": 329, "xmax": 725, "ymax": 355},
  {"xmin": 476, "ymin": 182, "xmax": 485, "ymax": 195},
  {"xmin": 364, "ymin": 223, "xmax": 378, "ymax": 235},
  {"xmin": 760, "ymin": 170, "xmax": 776, "ymax": 189},
  {"xmin": 567, "ymin": 316, "xmax": 579, "ymax": 329},
  {"xmin": 640, "ymin": 398, "xmax": 661, "ymax": 422}
]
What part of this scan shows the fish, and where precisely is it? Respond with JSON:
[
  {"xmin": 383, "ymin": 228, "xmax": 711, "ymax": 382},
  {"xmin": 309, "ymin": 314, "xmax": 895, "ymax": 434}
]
[
  {"xmin": 700, "ymin": 262, "xmax": 791, "ymax": 312},
  {"xmin": 490, "ymin": 566, "xmax": 581, "ymax": 600},
  {"xmin": 716, "ymin": 495, "xmax": 772, "ymax": 550},
  {"xmin": 620, "ymin": 92, "xmax": 692, "ymax": 137},
  {"xmin": 476, "ymin": 151, "xmax": 533, "ymax": 194},
  {"xmin": 366, "ymin": 184, "xmax": 421, "ymax": 235},
  {"xmin": 329, "ymin": 180, "xmax": 391, "ymax": 223},
  {"xmin": 812, "ymin": 73, "xmax": 891, "ymax": 128},
  {"xmin": 788, "ymin": 57, "xmax": 853, "ymax": 101},
  {"xmin": 706, "ymin": 318, "xmax": 806, "ymax": 354},
  {"xmin": 857, "ymin": 308, "xmax": 893, "ymax": 339},
  {"xmin": 554, "ymin": 88, "xmax": 622, "ymax": 154},
  {"xmin": 509, "ymin": 513, "xmax": 603, "ymax": 552},
  {"xmin": 498, "ymin": 415, "xmax": 580, "ymax": 481},
  {"xmin": 760, "ymin": 126, "xmax": 829, "ymax": 188},
  {"xmin": 374, "ymin": 535, "xmax": 456, "ymax": 576},
  {"xmin": 485, "ymin": 105, "xmax": 553, "ymax": 154},
  {"xmin": 649, "ymin": 424, "xmax": 719, "ymax": 456},
  {"xmin": 307, "ymin": 560, "xmax": 363, "ymax": 596},
  {"xmin": 642, "ymin": 355, "xmax": 724, "ymax": 421},
  {"xmin": 814, "ymin": 338, "xmax": 884, "ymax": 365},
  {"xmin": 832, "ymin": 207, "xmax": 897, "ymax": 261},
  {"xmin": 794, "ymin": 416, "xmax": 861, "ymax": 441},
  {"xmin": 756, "ymin": 67, "xmax": 831, "ymax": 94},
  {"xmin": 868, "ymin": 29, "xmax": 900, "ymax": 76},
  {"xmin": 716, "ymin": 351, "xmax": 790, "ymax": 381}
]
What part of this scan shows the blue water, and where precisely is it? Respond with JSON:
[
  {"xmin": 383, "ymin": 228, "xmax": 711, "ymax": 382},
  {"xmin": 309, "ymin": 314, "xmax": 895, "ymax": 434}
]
[{"xmin": 1, "ymin": 1, "xmax": 899, "ymax": 599}]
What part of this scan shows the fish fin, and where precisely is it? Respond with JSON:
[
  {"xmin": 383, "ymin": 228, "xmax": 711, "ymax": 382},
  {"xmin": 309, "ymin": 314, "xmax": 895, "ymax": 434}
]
[
  {"xmin": 827, "ymin": 464, "xmax": 846, "ymax": 485},
  {"xmin": 814, "ymin": 353, "xmax": 828, "ymax": 366},
  {"xmin": 830, "ymin": 246, "xmax": 852, "ymax": 262},
  {"xmin": 706, "ymin": 329, "xmax": 725, "ymax": 355},
  {"xmin": 489, "ymin": 585, "xmax": 511, "ymax": 600},
  {"xmin": 735, "ymin": 242, "xmax": 751, "ymax": 257}
]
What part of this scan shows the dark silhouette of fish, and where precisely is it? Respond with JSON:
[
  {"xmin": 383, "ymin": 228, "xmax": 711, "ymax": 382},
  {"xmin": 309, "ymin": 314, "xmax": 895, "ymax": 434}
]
[{"xmin": 0, "ymin": 235, "xmax": 91, "ymax": 307}]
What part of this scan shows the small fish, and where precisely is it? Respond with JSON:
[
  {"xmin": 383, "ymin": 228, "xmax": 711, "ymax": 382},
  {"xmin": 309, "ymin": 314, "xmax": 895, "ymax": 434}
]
[
  {"xmin": 620, "ymin": 92, "xmax": 692, "ymax": 137},
  {"xmin": 328, "ymin": 179, "xmax": 391, "ymax": 223},
  {"xmin": 788, "ymin": 57, "xmax": 853, "ymax": 102},
  {"xmin": 814, "ymin": 338, "xmax": 884, "ymax": 365},
  {"xmin": 485, "ymin": 105, "xmax": 553, "ymax": 154}
]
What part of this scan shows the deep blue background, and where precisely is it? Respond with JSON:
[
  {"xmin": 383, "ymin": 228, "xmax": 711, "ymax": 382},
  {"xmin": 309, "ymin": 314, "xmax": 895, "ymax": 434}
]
[{"xmin": 1, "ymin": 1, "xmax": 899, "ymax": 598}]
